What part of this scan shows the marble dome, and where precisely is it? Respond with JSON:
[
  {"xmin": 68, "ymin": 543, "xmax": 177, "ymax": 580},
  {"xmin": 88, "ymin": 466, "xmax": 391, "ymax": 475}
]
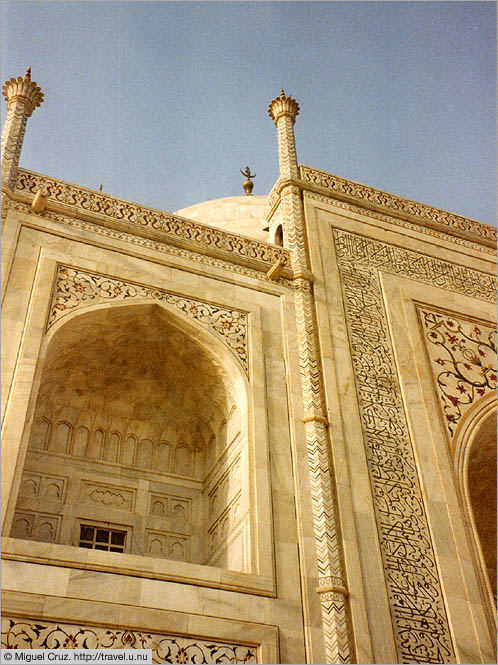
[{"xmin": 175, "ymin": 195, "xmax": 270, "ymax": 243}]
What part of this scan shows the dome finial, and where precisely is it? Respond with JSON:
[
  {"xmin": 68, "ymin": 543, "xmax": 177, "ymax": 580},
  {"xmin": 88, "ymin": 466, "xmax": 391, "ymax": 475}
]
[
  {"xmin": 25, "ymin": 67, "xmax": 31, "ymax": 80},
  {"xmin": 240, "ymin": 166, "xmax": 256, "ymax": 196}
]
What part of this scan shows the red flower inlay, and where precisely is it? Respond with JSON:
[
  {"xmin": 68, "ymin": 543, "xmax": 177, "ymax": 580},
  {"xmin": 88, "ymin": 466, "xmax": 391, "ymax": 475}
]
[
  {"xmin": 121, "ymin": 631, "xmax": 136, "ymax": 647},
  {"xmin": 62, "ymin": 635, "xmax": 78, "ymax": 649},
  {"xmin": 175, "ymin": 647, "xmax": 189, "ymax": 664}
]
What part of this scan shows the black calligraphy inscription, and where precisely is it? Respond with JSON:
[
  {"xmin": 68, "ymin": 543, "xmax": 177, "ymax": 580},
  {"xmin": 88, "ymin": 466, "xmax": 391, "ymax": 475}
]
[{"xmin": 333, "ymin": 230, "xmax": 457, "ymax": 663}]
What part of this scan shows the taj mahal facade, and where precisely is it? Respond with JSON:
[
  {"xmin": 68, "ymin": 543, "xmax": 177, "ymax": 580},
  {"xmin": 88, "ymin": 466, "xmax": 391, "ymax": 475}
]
[{"xmin": 1, "ymin": 69, "xmax": 496, "ymax": 664}]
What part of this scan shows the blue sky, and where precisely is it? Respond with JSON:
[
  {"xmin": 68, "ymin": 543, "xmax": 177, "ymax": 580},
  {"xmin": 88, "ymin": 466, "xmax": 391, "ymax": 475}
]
[{"xmin": 1, "ymin": 1, "xmax": 496, "ymax": 224}]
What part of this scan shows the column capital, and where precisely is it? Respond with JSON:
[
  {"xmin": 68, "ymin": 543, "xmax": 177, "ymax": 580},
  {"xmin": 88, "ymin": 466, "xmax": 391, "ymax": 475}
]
[
  {"xmin": 268, "ymin": 89, "xmax": 300, "ymax": 126},
  {"xmin": 2, "ymin": 68, "xmax": 44, "ymax": 117}
]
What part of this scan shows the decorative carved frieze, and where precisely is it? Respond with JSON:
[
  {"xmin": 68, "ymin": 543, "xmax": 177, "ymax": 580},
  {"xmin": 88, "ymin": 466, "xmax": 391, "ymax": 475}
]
[
  {"xmin": 48, "ymin": 265, "xmax": 249, "ymax": 375},
  {"xmin": 80, "ymin": 481, "xmax": 136, "ymax": 511},
  {"xmin": 207, "ymin": 454, "xmax": 241, "ymax": 522},
  {"xmin": 333, "ymin": 228, "xmax": 473, "ymax": 663},
  {"xmin": 266, "ymin": 181, "xmax": 281, "ymax": 213},
  {"xmin": 303, "ymin": 165, "xmax": 496, "ymax": 245},
  {"xmin": 9, "ymin": 199, "xmax": 294, "ymax": 287},
  {"xmin": 150, "ymin": 493, "xmax": 191, "ymax": 521},
  {"xmin": 417, "ymin": 306, "xmax": 497, "ymax": 440},
  {"xmin": 304, "ymin": 190, "xmax": 497, "ymax": 256},
  {"xmin": 1, "ymin": 618, "xmax": 257, "ymax": 663},
  {"xmin": 207, "ymin": 491, "xmax": 243, "ymax": 555},
  {"xmin": 14, "ymin": 169, "xmax": 290, "ymax": 274}
]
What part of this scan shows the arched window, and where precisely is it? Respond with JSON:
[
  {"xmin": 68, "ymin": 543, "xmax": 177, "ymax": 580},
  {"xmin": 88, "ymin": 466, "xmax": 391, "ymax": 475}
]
[{"xmin": 274, "ymin": 224, "xmax": 284, "ymax": 247}]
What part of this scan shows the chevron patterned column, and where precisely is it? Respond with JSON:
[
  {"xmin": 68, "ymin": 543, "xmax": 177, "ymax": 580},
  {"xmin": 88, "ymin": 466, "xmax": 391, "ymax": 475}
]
[
  {"xmin": 1, "ymin": 68, "xmax": 44, "ymax": 191},
  {"xmin": 268, "ymin": 91, "xmax": 352, "ymax": 664}
]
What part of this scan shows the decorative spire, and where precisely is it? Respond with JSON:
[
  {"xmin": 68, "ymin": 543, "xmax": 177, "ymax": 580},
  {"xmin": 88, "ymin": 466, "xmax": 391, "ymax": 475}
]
[
  {"xmin": 268, "ymin": 88, "xmax": 300, "ymax": 126},
  {"xmin": 240, "ymin": 166, "xmax": 256, "ymax": 196},
  {"xmin": 2, "ymin": 69, "xmax": 44, "ymax": 189},
  {"xmin": 2, "ymin": 68, "xmax": 44, "ymax": 117}
]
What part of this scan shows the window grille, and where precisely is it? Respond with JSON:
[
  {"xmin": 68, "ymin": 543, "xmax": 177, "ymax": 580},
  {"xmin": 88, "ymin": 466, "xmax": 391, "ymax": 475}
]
[{"xmin": 78, "ymin": 525, "xmax": 126, "ymax": 552}]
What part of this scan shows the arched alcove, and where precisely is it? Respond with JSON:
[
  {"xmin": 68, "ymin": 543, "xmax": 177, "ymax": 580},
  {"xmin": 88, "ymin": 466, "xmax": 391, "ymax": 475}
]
[
  {"xmin": 454, "ymin": 392, "xmax": 497, "ymax": 627},
  {"xmin": 12, "ymin": 302, "xmax": 250, "ymax": 572},
  {"xmin": 467, "ymin": 410, "xmax": 497, "ymax": 599},
  {"xmin": 273, "ymin": 225, "xmax": 284, "ymax": 247}
]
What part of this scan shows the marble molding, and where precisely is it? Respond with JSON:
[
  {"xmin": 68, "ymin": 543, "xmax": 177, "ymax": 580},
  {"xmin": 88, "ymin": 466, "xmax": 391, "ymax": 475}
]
[
  {"xmin": 13, "ymin": 169, "xmax": 291, "ymax": 277},
  {"xmin": 301, "ymin": 165, "xmax": 496, "ymax": 246}
]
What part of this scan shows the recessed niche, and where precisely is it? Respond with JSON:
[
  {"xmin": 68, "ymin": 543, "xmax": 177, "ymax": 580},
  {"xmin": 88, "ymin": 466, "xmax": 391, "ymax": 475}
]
[{"xmin": 15, "ymin": 303, "xmax": 250, "ymax": 572}]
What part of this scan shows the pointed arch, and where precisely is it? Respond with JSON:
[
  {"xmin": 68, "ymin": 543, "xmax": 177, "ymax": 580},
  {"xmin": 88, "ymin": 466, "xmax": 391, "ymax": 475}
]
[
  {"xmin": 51, "ymin": 422, "xmax": 72, "ymax": 454},
  {"xmin": 29, "ymin": 417, "xmax": 51, "ymax": 450},
  {"xmin": 453, "ymin": 390, "xmax": 497, "ymax": 628},
  {"xmin": 14, "ymin": 297, "xmax": 251, "ymax": 572}
]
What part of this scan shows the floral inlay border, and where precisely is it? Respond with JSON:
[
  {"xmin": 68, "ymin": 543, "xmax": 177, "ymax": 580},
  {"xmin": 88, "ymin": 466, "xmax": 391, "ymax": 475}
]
[
  {"xmin": 417, "ymin": 306, "xmax": 497, "ymax": 439},
  {"xmin": 1, "ymin": 618, "xmax": 257, "ymax": 664},
  {"xmin": 47, "ymin": 265, "xmax": 249, "ymax": 375}
]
